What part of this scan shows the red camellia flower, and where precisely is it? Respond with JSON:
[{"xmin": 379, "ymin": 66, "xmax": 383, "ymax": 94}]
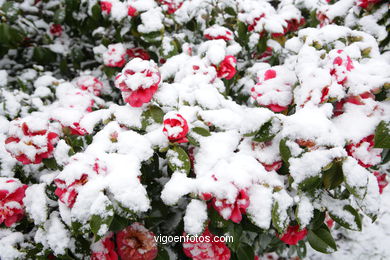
[
  {"xmin": 183, "ymin": 228, "xmax": 231, "ymax": 260},
  {"xmin": 54, "ymin": 174, "xmax": 89, "ymax": 208},
  {"xmin": 159, "ymin": 0, "xmax": 184, "ymax": 14},
  {"xmin": 162, "ymin": 112, "xmax": 189, "ymax": 143},
  {"xmin": 127, "ymin": 48, "xmax": 150, "ymax": 60},
  {"xmin": 128, "ymin": 5, "xmax": 137, "ymax": 16},
  {"xmin": 75, "ymin": 75, "xmax": 104, "ymax": 96},
  {"xmin": 0, "ymin": 178, "xmax": 28, "ymax": 227},
  {"xmin": 262, "ymin": 161, "xmax": 283, "ymax": 172},
  {"xmin": 373, "ymin": 171, "xmax": 388, "ymax": 194},
  {"xmin": 103, "ymin": 43, "xmax": 127, "ymax": 68},
  {"xmin": 5, "ymin": 117, "xmax": 59, "ymax": 165},
  {"xmin": 54, "ymin": 157, "xmax": 106, "ymax": 208},
  {"xmin": 251, "ymin": 68, "xmax": 294, "ymax": 112},
  {"xmin": 115, "ymin": 58, "xmax": 161, "ymax": 107},
  {"xmin": 50, "ymin": 24, "xmax": 63, "ymax": 37},
  {"xmin": 333, "ymin": 91, "xmax": 375, "ymax": 116},
  {"xmin": 91, "ymin": 234, "xmax": 118, "ymax": 260},
  {"xmin": 116, "ymin": 223, "xmax": 158, "ymax": 260},
  {"xmin": 214, "ymin": 56, "xmax": 236, "ymax": 80},
  {"xmin": 204, "ymin": 25, "xmax": 234, "ymax": 41},
  {"xmin": 346, "ymin": 135, "xmax": 382, "ymax": 168},
  {"xmin": 278, "ymin": 225, "xmax": 308, "ymax": 245},
  {"xmin": 212, "ymin": 189, "xmax": 250, "ymax": 223},
  {"xmin": 357, "ymin": 0, "xmax": 382, "ymax": 9},
  {"xmin": 329, "ymin": 49, "xmax": 354, "ymax": 86},
  {"xmin": 100, "ymin": 1, "xmax": 112, "ymax": 15}
]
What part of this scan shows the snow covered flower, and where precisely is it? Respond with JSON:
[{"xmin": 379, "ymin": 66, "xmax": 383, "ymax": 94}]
[
  {"xmin": 214, "ymin": 55, "xmax": 237, "ymax": 80},
  {"xmin": 5, "ymin": 117, "xmax": 59, "ymax": 165},
  {"xmin": 329, "ymin": 49, "xmax": 354, "ymax": 86},
  {"xmin": 182, "ymin": 228, "xmax": 231, "ymax": 260},
  {"xmin": 285, "ymin": 18, "xmax": 305, "ymax": 33},
  {"xmin": 54, "ymin": 174, "xmax": 88, "ymax": 208},
  {"xmin": 262, "ymin": 161, "xmax": 283, "ymax": 172},
  {"xmin": 346, "ymin": 135, "xmax": 382, "ymax": 168},
  {"xmin": 100, "ymin": 1, "xmax": 112, "ymax": 15},
  {"xmin": 127, "ymin": 48, "xmax": 150, "ymax": 60},
  {"xmin": 373, "ymin": 171, "xmax": 388, "ymax": 194},
  {"xmin": 91, "ymin": 234, "xmax": 118, "ymax": 260},
  {"xmin": 0, "ymin": 178, "xmax": 28, "ymax": 227},
  {"xmin": 103, "ymin": 43, "xmax": 127, "ymax": 68},
  {"xmin": 162, "ymin": 112, "xmax": 189, "ymax": 143},
  {"xmin": 75, "ymin": 75, "xmax": 104, "ymax": 96},
  {"xmin": 278, "ymin": 225, "xmax": 308, "ymax": 245},
  {"xmin": 250, "ymin": 67, "xmax": 294, "ymax": 112},
  {"xmin": 54, "ymin": 157, "xmax": 106, "ymax": 208},
  {"xmin": 212, "ymin": 189, "xmax": 250, "ymax": 223},
  {"xmin": 49, "ymin": 24, "xmax": 63, "ymax": 37},
  {"xmin": 116, "ymin": 223, "xmax": 158, "ymax": 260},
  {"xmin": 159, "ymin": 0, "xmax": 184, "ymax": 14},
  {"xmin": 114, "ymin": 58, "xmax": 161, "ymax": 107},
  {"xmin": 204, "ymin": 25, "xmax": 234, "ymax": 41}
]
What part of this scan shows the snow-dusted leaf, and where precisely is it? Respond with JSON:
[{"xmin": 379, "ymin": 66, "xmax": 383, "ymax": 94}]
[
  {"xmin": 167, "ymin": 146, "xmax": 191, "ymax": 174},
  {"xmin": 308, "ymin": 226, "xmax": 337, "ymax": 254},
  {"xmin": 374, "ymin": 121, "xmax": 390, "ymax": 148}
]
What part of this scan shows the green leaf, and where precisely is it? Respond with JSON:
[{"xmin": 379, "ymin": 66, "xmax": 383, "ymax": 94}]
[
  {"xmin": 224, "ymin": 7, "xmax": 237, "ymax": 16},
  {"xmin": 272, "ymin": 201, "xmax": 284, "ymax": 234},
  {"xmin": 155, "ymin": 247, "xmax": 170, "ymax": 260},
  {"xmin": 298, "ymin": 176, "xmax": 322, "ymax": 193},
  {"xmin": 279, "ymin": 138, "xmax": 291, "ymax": 164},
  {"xmin": 329, "ymin": 205, "xmax": 362, "ymax": 231},
  {"xmin": 90, "ymin": 203, "xmax": 114, "ymax": 241},
  {"xmin": 374, "ymin": 121, "xmax": 390, "ymax": 148},
  {"xmin": 192, "ymin": 127, "xmax": 211, "ymax": 137},
  {"xmin": 310, "ymin": 210, "xmax": 325, "ymax": 230},
  {"xmin": 32, "ymin": 47, "xmax": 57, "ymax": 65},
  {"xmin": 307, "ymin": 227, "xmax": 337, "ymax": 254},
  {"xmin": 141, "ymin": 105, "xmax": 164, "ymax": 130},
  {"xmin": 235, "ymin": 243, "xmax": 254, "ymax": 260},
  {"xmin": 322, "ymin": 161, "xmax": 344, "ymax": 190},
  {"xmin": 109, "ymin": 214, "xmax": 132, "ymax": 232},
  {"xmin": 167, "ymin": 146, "xmax": 191, "ymax": 174},
  {"xmin": 54, "ymin": 9, "xmax": 66, "ymax": 24},
  {"xmin": 253, "ymin": 119, "xmax": 279, "ymax": 142}
]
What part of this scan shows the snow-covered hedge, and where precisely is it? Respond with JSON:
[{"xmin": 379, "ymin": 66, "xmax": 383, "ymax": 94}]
[{"xmin": 0, "ymin": 0, "xmax": 389, "ymax": 259}]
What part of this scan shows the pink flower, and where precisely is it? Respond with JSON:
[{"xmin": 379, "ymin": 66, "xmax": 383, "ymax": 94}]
[
  {"xmin": 277, "ymin": 225, "xmax": 308, "ymax": 245},
  {"xmin": 333, "ymin": 91, "xmax": 375, "ymax": 116},
  {"xmin": 75, "ymin": 75, "xmax": 104, "ymax": 96},
  {"xmin": 128, "ymin": 5, "xmax": 137, "ymax": 16},
  {"xmin": 63, "ymin": 122, "xmax": 88, "ymax": 136},
  {"xmin": 103, "ymin": 43, "xmax": 127, "ymax": 68},
  {"xmin": 212, "ymin": 189, "xmax": 250, "ymax": 223},
  {"xmin": 214, "ymin": 56, "xmax": 237, "ymax": 80},
  {"xmin": 54, "ymin": 158, "xmax": 106, "ymax": 208},
  {"xmin": 159, "ymin": 0, "xmax": 184, "ymax": 14},
  {"xmin": 0, "ymin": 178, "xmax": 28, "ymax": 227},
  {"xmin": 5, "ymin": 117, "xmax": 58, "ymax": 165},
  {"xmin": 54, "ymin": 174, "xmax": 88, "ymax": 208},
  {"xmin": 183, "ymin": 228, "xmax": 231, "ymax": 260},
  {"xmin": 204, "ymin": 26, "xmax": 234, "ymax": 41},
  {"xmin": 50, "ymin": 24, "xmax": 63, "ymax": 37},
  {"xmin": 262, "ymin": 161, "xmax": 283, "ymax": 172},
  {"xmin": 373, "ymin": 171, "xmax": 388, "ymax": 194},
  {"xmin": 346, "ymin": 135, "xmax": 382, "ymax": 168},
  {"xmin": 115, "ymin": 58, "xmax": 161, "ymax": 107},
  {"xmin": 127, "ymin": 48, "xmax": 150, "ymax": 60},
  {"xmin": 116, "ymin": 223, "xmax": 158, "ymax": 260},
  {"xmin": 91, "ymin": 234, "xmax": 118, "ymax": 260},
  {"xmin": 250, "ymin": 68, "xmax": 294, "ymax": 112},
  {"xmin": 162, "ymin": 112, "xmax": 189, "ymax": 143},
  {"xmin": 248, "ymin": 14, "xmax": 266, "ymax": 32},
  {"xmin": 329, "ymin": 49, "xmax": 354, "ymax": 86},
  {"xmin": 357, "ymin": 0, "xmax": 381, "ymax": 9},
  {"xmin": 100, "ymin": 1, "xmax": 112, "ymax": 15}
]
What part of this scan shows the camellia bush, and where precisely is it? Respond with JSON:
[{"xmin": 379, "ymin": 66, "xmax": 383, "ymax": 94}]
[{"xmin": 0, "ymin": 0, "xmax": 389, "ymax": 259}]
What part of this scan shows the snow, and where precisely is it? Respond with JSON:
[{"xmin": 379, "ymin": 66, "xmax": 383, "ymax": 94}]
[
  {"xmin": 184, "ymin": 199, "xmax": 207, "ymax": 235},
  {"xmin": 23, "ymin": 184, "xmax": 48, "ymax": 225}
]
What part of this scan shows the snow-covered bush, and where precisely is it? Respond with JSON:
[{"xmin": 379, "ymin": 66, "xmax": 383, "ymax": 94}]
[{"xmin": 0, "ymin": 0, "xmax": 389, "ymax": 259}]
